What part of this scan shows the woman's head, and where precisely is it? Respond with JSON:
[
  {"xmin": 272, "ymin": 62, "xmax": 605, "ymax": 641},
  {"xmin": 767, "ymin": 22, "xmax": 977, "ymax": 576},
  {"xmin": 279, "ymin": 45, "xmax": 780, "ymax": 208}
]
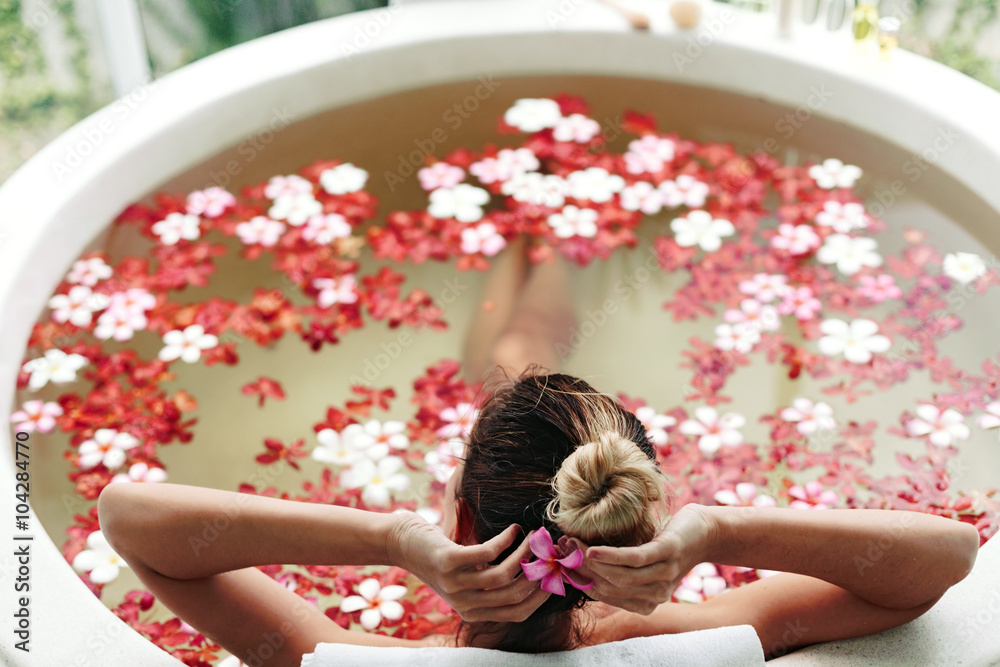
[{"xmin": 449, "ymin": 368, "xmax": 671, "ymax": 652}]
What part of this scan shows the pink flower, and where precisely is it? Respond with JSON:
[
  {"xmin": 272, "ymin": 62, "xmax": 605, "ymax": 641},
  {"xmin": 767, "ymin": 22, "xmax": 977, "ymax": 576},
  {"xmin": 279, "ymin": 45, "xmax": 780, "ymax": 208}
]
[
  {"xmin": 979, "ymin": 402, "xmax": 1000, "ymax": 430},
  {"xmin": 520, "ymin": 526, "xmax": 593, "ymax": 596},
  {"xmin": 815, "ymin": 201, "xmax": 867, "ymax": 233},
  {"xmin": 418, "ymin": 163, "xmax": 466, "ymax": 191},
  {"xmin": 313, "ymin": 275, "xmax": 359, "ymax": 308},
  {"xmin": 436, "ymin": 402, "xmax": 479, "ymax": 440},
  {"xmin": 723, "ymin": 298, "xmax": 780, "ymax": 333},
  {"xmin": 303, "ymin": 213, "xmax": 351, "ymax": 244},
  {"xmin": 856, "ymin": 274, "xmax": 902, "ymax": 303},
  {"xmin": 66, "ymin": 257, "xmax": 112, "ymax": 286},
  {"xmin": 738, "ymin": 273, "xmax": 789, "ymax": 303},
  {"xmin": 264, "ymin": 174, "xmax": 312, "ymax": 199},
  {"xmin": 460, "ymin": 222, "xmax": 507, "ymax": 256},
  {"xmin": 186, "ymin": 187, "xmax": 236, "ymax": 218},
  {"xmin": 624, "ymin": 135, "xmax": 675, "ymax": 174},
  {"xmin": 236, "ymin": 216, "xmax": 286, "ymax": 247},
  {"xmin": 714, "ymin": 483, "xmax": 776, "ymax": 508},
  {"xmin": 10, "ymin": 400, "xmax": 63, "ymax": 433},
  {"xmin": 659, "ymin": 175, "xmax": 709, "ymax": 209},
  {"xmin": 470, "ymin": 148, "xmax": 539, "ymax": 184},
  {"xmin": 552, "ymin": 114, "xmax": 601, "ymax": 143},
  {"xmin": 777, "ymin": 286, "xmax": 822, "ymax": 320},
  {"xmin": 620, "ymin": 181, "xmax": 664, "ymax": 215},
  {"xmin": 771, "ymin": 223, "xmax": 820, "ymax": 255},
  {"xmin": 788, "ymin": 481, "xmax": 838, "ymax": 509}
]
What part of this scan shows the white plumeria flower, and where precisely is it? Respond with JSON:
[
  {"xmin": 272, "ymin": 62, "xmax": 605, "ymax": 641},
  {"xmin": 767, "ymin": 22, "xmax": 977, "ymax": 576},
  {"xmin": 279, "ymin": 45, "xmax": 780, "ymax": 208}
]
[
  {"xmin": 428, "ymin": 184, "xmax": 491, "ymax": 222},
  {"xmin": 635, "ymin": 406, "xmax": 676, "ymax": 446},
  {"xmin": 816, "ymin": 234, "xmax": 883, "ymax": 275},
  {"xmin": 313, "ymin": 274, "xmax": 359, "ymax": 308},
  {"xmin": 978, "ymin": 402, "xmax": 1000, "ymax": 431},
  {"xmin": 418, "ymin": 163, "xmax": 465, "ymax": 191},
  {"xmin": 268, "ymin": 193, "xmax": 322, "ymax": 226},
  {"xmin": 339, "ymin": 578, "xmax": 407, "ymax": 630},
  {"xmin": 151, "ymin": 213, "xmax": 201, "ymax": 245},
  {"xmin": 49, "ymin": 285, "xmax": 108, "ymax": 327},
  {"xmin": 815, "ymin": 201, "xmax": 868, "ymax": 233},
  {"xmin": 312, "ymin": 428, "xmax": 364, "ymax": 466},
  {"xmin": 461, "ymin": 222, "xmax": 507, "ymax": 256},
  {"xmin": 303, "ymin": 213, "xmax": 351, "ymax": 244},
  {"xmin": 659, "ymin": 175, "xmax": 709, "ymax": 209},
  {"xmin": 552, "ymin": 114, "xmax": 601, "ymax": 142},
  {"xmin": 105, "ymin": 288, "xmax": 156, "ymax": 315},
  {"xmin": 437, "ymin": 402, "xmax": 480, "ymax": 440},
  {"xmin": 624, "ymin": 135, "xmax": 676, "ymax": 174},
  {"xmin": 10, "ymin": 400, "xmax": 63, "ymax": 433},
  {"xmin": 235, "ymin": 215, "xmax": 286, "ymax": 247},
  {"xmin": 77, "ymin": 428, "xmax": 139, "ymax": 470},
  {"xmin": 548, "ymin": 205, "xmax": 599, "ymax": 239},
  {"xmin": 470, "ymin": 148, "xmax": 540, "ymax": 184},
  {"xmin": 71, "ymin": 530, "xmax": 129, "ymax": 584},
  {"xmin": 320, "ymin": 163, "xmax": 368, "ymax": 194},
  {"xmin": 94, "ymin": 308, "xmax": 147, "ymax": 341},
  {"xmin": 565, "ymin": 167, "xmax": 625, "ymax": 203},
  {"xmin": 620, "ymin": 181, "xmax": 664, "ymax": 215},
  {"xmin": 781, "ymin": 398, "xmax": 836, "ymax": 435},
  {"xmin": 424, "ymin": 438, "xmax": 466, "ymax": 483},
  {"xmin": 356, "ymin": 419, "xmax": 410, "ymax": 451},
  {"xmin": 504, "ymin": 98, "xmax": 562, "ymax": 132},
  {"xmin": 341, "ymin": 456, "xmax": 410, "ymax": 507},
  {"xmin": 673, "ymin": 563, "xmax": 727, "ymax": 603},
  {"xmin": 671, "ymin": 211, "xmax": 735, "ymax": 252},
  {"xmin": 500, "ymin": 172, "xmax": 566, "ymax": 208},
  {"xmin": 67, "ymin": 257, "xmax": 112, "ymax": 286},
  {"xmin": 808, "ymin": 158, "xmax": 862, "ymax": 189},
  {"xmin": 111, "ymin": 462, "xmax": 168, "ymax": 484},
  {"xmin": 186, "ymin": 187, "xmax": 235, "ymax": 218},
  {"xmin": 339, "ymin": 422, "xmax": 389, "ymax": 461},
  {"xmin": 942, "ymin": 252, "xmax": 987, "ymax": 285},
  {"xmin": 22, "ymin": 349, "xmax": 88, "ymax": 390},
  {"xmin": 723, "ymin": 298, "xmax": 780, "ymax": 334},
  {"xmin": 714, "ymin": 482, "xmax": 776, "ymax": 508},
  {"xmin": 158, "ymin": 324, "xmax": 219, "ymax": 364},
  {"xmin": 738, "ymin": 273, "xmax": 789, "ymax": 303},
  {"xmin": 264, "ymin": 174, "xmax": 313, "ymax": 199},
  {"xmin": 906, "ymin": 404, "xmax": 971, "ymax": 447},
  {"xmin": 679, "ymin": 406, "xmax": 746, "ymax": 456},
  {"xmin": 714, "ymin": 322, "xmax": 761, "ymax": 354},
  {"xmin": 770, "ymin": 223, "xmax": 820, "ymax": 256},
  {"xmin": 817, "ymin": 318, "xmax": 890, "ymax": 364},
  {"xmin": 788, "ymin": 481, "xmax": 838, "ymax": 510}
]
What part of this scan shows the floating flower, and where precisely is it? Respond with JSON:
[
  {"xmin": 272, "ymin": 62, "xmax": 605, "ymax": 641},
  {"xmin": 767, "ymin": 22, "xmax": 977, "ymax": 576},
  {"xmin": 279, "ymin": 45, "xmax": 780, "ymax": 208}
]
[
  {"xmin": 788, "ymin": 481, "xmax": 838, "ymax": 509},
  {"xmin": 906, "ymin": 404, "xmax": 970, "ymax": 447},
  {"xmin": 714, "ymin": 483, "xmax": 777, "ymax": 508},
  {"xmin": 620, "ymin": 181, "xmax": 663, "ymax": 215},
  {"xmin": 151, "ymin": 212, "xmax": 200, "ymax": 245},
  {"xmin": 105, "ymin": 288, "xmax": 156, "ymax": 315},
  {"xmin": 723, "ymin": 298, "xmax": 781, "ymax": 334},
  {"xmin": 738, "ymin": 273, "xmax": 789, "ymax": 303},
  {"xmin": 341, "ymin": 455, "xmax": 410, "ymax": 507},
  {"xmin": 94, "ymin": 308, "xmax": 147, "ymax": 342},
  {"xmin": 520, "ymin": 526, "xmax": 593, "ymax": 596},
  {"xmin": 312, "ymin": 428, "xmax": 364, "ymax": 467},
  {"xmin": 353, "ymin": 419, "xmax": 410, "ymax": 454},
  {"xmin": 303, "ymin": 213, "xmax": 351, "ymax": 244},
  {"xmin": 565, "ymin": 167, "xmax": 625, "ymax": 203},
  {"xmin": 770, "ymin": 223, "xmax": 821, "ymax": 256},
  {"xmin": 460, "ymin": 222, "xmax": 507, "ymax": 256},
  {"xmin": 470, "ymin": 148, "xmax": 540, "ymax": 185},
  {"xmin": 776, "ymin": 285, "xmax": 822, "ymax": 320},
  {"xmin": 77, "ymin": 428, "xmax": 139, "ymax": 470},
  {"xmin": 679, "ymin": 406, "xmax": 746, "ymax": 456},
  {"xmin": 856, "ymin": 274, "xmax": 901, "ymax": 303},
  {"xmin": 10, "ymin": 400, "xmax": 63, "ymax": 433},
  {"xmin": 71, "ymin": 531, "xmax": 129, "ymax": 584},
  {"xmin": 624, "ymin": 135, "xmax": 675, "ymax": 174},
  {"xmin": 48, "ymin": 285, "xmax": 108, "ymax": 327},
  {"xmin": 320, "ymin": 163, "xmax": 368, "ymax": 194},
  {"xmin": 817, "ymin": 318, "xmax": 890, "ymax": 364},
  {"xmin": 428, "ymin": 184, "xmax": 491, "ymax": 222},
  {"xmin": 186, "ymin": 187, "xmax": 235, "ymax": 218},
  {"xmin": 111, "ymin": 462, "xmax": 168, "ymax": 484},
  {"xmin": 501, "ymin": 172, "xmax": 566, "ymax": 208},
  {"xmin": 66, "ymin": 257, "xmax": 112, "ymax": 286},
  {"xmin": 339, "ymin": 578, "xmax": 407, "ymax": 630},
  {"xmin": 808, "ymin": 158, "xmax": 862, "ymax": 189},
  {"xmin": 418, "ymin": 162, "xmax": 465, "ymax": 190},
  {"xmin": 552, "ymin": 114, "xmax": 601, "ymax": 142},
  {"xmin": 817, "ymin": 234, "xmax": 882, "ymax": 275},
  {"xmin": 504, "ymin": 98, "xmax": 562, "ymax": 132},
  {"xmin": 158, "ymin": 324, "xmax": 219, "ymax": 364},
  {"xmin": 978, "ymin": 402, "xmax": 1000, "ymax": 431},
  {"xmin": 635, "ymin": 406, "xmax": 676, "ymax": 446},
  {"xmin": 22, "ymin": 349, "xmax": 88, "ymax": 390},
  {"xmin": 781, "ymin": 398, "xmax": 836, "ymax": 435},
  {"xmin": 235, "ymin": 215, "xmax": 286, "ymax": 247},
  {"xmin": 437, "ymin": 402, "xmax": 480, "ymax": 440},
  {"xmin": 313, "ymin": 274, "xmax": 359, "ymax": 308},
  {"xmin": 815, "ymin": 201, "xmax": 867, "ymax": 233},
  {"xmin": 673, "ymin": 562, "xmax": 727, "ymax": 603},
  {"xmin": 659, "ymin": 175, "xmax": 709, "ymax": 209},
  {"xmin": 264, "ymin": 174, "xmax": 313, "ymax": 199},
  {"xmin": 548, "ymin": 205, "xmax": 599, "ymax": 239},
  {"xmin": 714, "ymin": 322, "xmax": 761, "ymax": 354},
  {"xmin": 268, "ymin": 193, "xmax": 323, "ymax": 226},
  {"xmin": 942, "ymin": 252, "xmax": 987, "ymax": 285},
  {"xmin": 424, "ymin": 438, "xmax": 466, "ymax": 483},
  {"xmin": 671, "ymin": 211, "xmax": 734, "ymax": 252}
]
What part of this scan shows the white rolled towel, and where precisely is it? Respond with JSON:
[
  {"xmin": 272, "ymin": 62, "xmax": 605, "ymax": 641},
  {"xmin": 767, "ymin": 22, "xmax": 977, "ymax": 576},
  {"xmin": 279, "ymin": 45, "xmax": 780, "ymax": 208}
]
[{"xmin": 300, "ymin": 623, "xmax": 765, "ymax": 667}]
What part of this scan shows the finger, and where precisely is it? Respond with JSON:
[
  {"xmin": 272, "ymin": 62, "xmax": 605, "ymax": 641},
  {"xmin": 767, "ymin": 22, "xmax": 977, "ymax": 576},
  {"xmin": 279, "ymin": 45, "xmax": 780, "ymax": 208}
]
[
  {"xmin": 452, "ymin": 568, "xmax": 539, "ymax": 610},
  {"xmin": 588, "ymin": 590, "xmax": 661, "ymax": 616},
  {"xmin": 464, "ymin": 583, "xmax": 550, "ymax": 623},
  {"xmin": 585, "ymin": 541, "xmax": 661, "ymax": 568},
  {"xmin": 463, "ymin": 531, "xmax": 536, "ymax": 590},
  {"xmin": 585, "ymin": 559, "xmax": 673, "ymax": 588},
  {"xmin": 451, "ymin": 524, "xmax": 521, "ymax": 570}
]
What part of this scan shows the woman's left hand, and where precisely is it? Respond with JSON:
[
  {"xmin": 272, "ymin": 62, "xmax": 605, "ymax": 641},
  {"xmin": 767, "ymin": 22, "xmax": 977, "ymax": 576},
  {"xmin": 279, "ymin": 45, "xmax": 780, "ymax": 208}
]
[{"xmin": 388, "ymin": 511, "xmax": 551, "ymax": 622}]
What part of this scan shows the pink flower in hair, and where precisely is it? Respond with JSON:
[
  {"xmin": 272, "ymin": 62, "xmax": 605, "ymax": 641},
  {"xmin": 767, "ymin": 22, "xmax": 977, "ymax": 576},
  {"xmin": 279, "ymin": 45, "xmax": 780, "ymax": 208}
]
[{"xmin": 520, "ymin": 526, "xmax": 594, "ymax": 596}]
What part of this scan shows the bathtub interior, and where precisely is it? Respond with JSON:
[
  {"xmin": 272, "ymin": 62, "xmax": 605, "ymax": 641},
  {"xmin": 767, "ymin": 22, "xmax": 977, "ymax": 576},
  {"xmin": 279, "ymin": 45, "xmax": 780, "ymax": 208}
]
[{"xmin": 14, "ymin": 75, "xmax": 1000, "ymax": 661}]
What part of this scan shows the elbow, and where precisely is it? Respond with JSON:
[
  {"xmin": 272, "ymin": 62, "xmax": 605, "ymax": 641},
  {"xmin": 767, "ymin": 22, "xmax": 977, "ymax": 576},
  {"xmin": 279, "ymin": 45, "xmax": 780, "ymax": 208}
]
[
  {"xmin": 96, "ymin": 484, "xmax": 141, "ymax": 565},
  {"xmin": 949, "ymin": 521, "xmax": 980, "ymax": 586}
]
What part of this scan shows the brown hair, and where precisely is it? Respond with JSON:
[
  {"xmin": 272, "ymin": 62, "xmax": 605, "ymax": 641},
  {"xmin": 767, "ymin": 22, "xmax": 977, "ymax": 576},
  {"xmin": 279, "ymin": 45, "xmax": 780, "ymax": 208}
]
[{"xmin": 454, "ymin": 368, "xmax": 671, "ymax": 652}]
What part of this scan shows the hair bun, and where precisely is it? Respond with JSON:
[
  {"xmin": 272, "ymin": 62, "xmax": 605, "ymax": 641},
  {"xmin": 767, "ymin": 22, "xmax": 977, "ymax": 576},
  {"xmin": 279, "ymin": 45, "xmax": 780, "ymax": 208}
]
[{"xmin": 546, "ymin": 432, "xmax": 665, "ymax": 547}]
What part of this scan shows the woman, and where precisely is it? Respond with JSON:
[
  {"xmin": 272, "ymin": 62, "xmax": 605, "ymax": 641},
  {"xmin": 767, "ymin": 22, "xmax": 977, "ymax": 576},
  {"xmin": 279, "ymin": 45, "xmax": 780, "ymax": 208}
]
[{"xmin": 98, "ymin": 243, "xmax": 981, "ymax": 666}]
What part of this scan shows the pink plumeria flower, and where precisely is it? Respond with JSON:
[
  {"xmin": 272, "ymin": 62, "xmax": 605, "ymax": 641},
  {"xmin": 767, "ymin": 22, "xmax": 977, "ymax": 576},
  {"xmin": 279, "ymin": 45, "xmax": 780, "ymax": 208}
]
[
  {"xmin": 777, "ymin": 286, "xmax": 822, "ymax": 320},
  {"xmin": 470, "ymin": 148, "xmax": 539, "ymax": 185},
  {"xmin": 158, "ymin": 324, "xmax": 219, "ymax": 364},
  {"xmin": 437, "ymin": 402, "xmax": 480, "ymax": 440},
  {"xmin": 552, "ymin": 114, "xmax": 601, "ymax": 142},
  {"xmin": 906, "ymin": 404, "xmax": 970, "ymax": 447},
  {"xmin": 339, "ymin": 578, "xmax": 407, "ymax": 630},
  {"xmin": 48, "ymin": 285, "xmax": 109, "ymax": 327},
  {"xmin": 738, "ymin": 273, "xmax": 789, "ymax": 304},
  {"xmin": 303, "ymin": 213, "xmax": 351, "ymax": 244},
  {"xmin": 461, "ymin": 222, "xmax": 507, "ymax": 256},
  {"xmin": 673, "ymin": 563, "xmax": 727, "ymax": 603},
  {"xmin": 788, "ymin": 481, "xmax": 838, "ymax": 509},
  {"xmin": 624, "ymin": 135, "xmax": 675, "ymax": 174},
  {"xmin": 713, "ymin": 322, "xmax": 760, "ymax": 354},
  {"xmin": 424, "ymin": 438, "xmax": 466, "ymax": 483},
  {"xmin": 111, "ymin": 462, "xmax": 168, "ymax": 484},
  {"xmin": 418, "ymin": 163, "xmax": 466, "ymax": 191},
  {"xmin": 679, "ymin": 407, "xmax": 746, "ymax": 456},
  {"xmin": 77, "ymin": 428, "xmax": 139, "ymax": 470},
  {"xmin": 659, "ymin": 175, "xmax": 709, "ymax": 209},
  {"xmin": 10, "ymin": 400, "xmax": 63, "ymax": 433},
  {"xmin": 186, "ymin": 187, "xmax": 236, "ymax": 218},
  {"xmin": 815, "ymin": 201, "xmax": 868, "ymax": 233},
  {"xmin": 770, "ymin": 223, "xmax": 820, "ymax": 255},
  {"xmin": 620, "ymin": 181, "xmax": 664, "ymax": 215},
  {"xmin": 94, "ymin": 308, "xmax": 147, "ymax": 341},
  {"xmin": 978, "ymin": 402, "xmax": 1000, "ymax": 430},
  {"xmin": 856, "ymin": 274, "xmax": 901, "ymax": 303},
  {"xmin": 264, "ymin": 174, "xmax": 312, "ymax": 199},
  {"xmin": 723, "ymin": 298, "xmax": 780, "ymax": 334},
  {"xmin": 635, "ymin": 406, "xmax": 676, "ymax": 446},
  {"xmin": 236, "ymin": 216, "xmax": 286, "ymax": 247},
  {"xmin": 106, "ymin": 288, "xmax": 156, "ymax": 315},
  {"xmin": 781, "ymin": 398, "xmax": 836, "ymax": 435},
  {"xmin": 714, "ymin": 483, "xmax": 776, "ymax": 508},
  {"xmin": 66, "ymin": 257, "xmax": 112, "ymax": 286},
  {"xmin": 152, "ymin": 212, "xmax": 201, "ymax": 245},
  {"xmin": 313, "ymin": 274, "xmax": 359, "ymax": 308},
  {"xmin": 520, "ymin": 526, "xmax": 593, "ymax": 596}
]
